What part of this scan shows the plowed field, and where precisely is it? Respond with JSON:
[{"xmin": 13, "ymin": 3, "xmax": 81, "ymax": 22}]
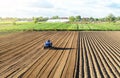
[{"xmin": 0, "ymin": 31, "xmax": 120, "ymax": 78}]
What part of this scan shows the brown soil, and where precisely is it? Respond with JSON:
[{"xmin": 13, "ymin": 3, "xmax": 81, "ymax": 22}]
[{"xmin": 0, "ymin": 31, "xmax": 119, "ymax": 78}]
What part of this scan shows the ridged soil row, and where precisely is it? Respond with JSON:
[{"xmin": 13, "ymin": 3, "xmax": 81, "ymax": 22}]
[
  {"xmin": 96, "ymin": 34, "xmax": 120, "ymax": 65},
  {"xmin": 105, "ymin": 31, "xmax": 120, "ymax": 44},
  {"xmin": 0, "ymin": 32, "xmax": 43, "ymax": 55},
  {"xmin": 46, "ymin": 32, "xmax": 73, "ymax": 78},
  {"xmin": 88, "ymin": 32, "xmax": 119, "ymax": 78},
  {"xmin": 98, "ymin": 32, "xmax": 120, "ymax": 57},
  {"xmin": 93, "ymin": 32, "xmax": 120, "ymax": 65},
  {"xmin": 0, "ymin": 31, "xmax": 119, "ymax": 78},
  {"xmin": 0, "ymin": 32, "xmax": 47, "ymax": 63},
  {"xmin": 37, "ymin": 32, "xmax": 72, "ymax": 78},
  {"xmin": 86, "ymin": 32, "xmax": 106, "ymax": 78},
  {"xmin": 79, "ymin": 31, "xmax": 120, "ymax": 78},
  {"xmin": 0, "ymin": 31, "xmax": 55, "ymax": 63},
  {"xmin": 0, "ymin": 31, "xmax": 26, "ymax": 44},
  {"xmin": 96, "ymin": 32, "xmax": 120, "ymax": 66},
  {"xmin": 82, "ymin": 32, "xmax": 90, "ymax": 78},
  {"xmin": 0, "ymin": 32, "xmax": 53, "ymax": 77},
  {"xmin": 87, "ymin": 32, "xmax": 109, "ymax": 78},
  {"xmin": 20, "ymin": 32, "xmax": 72, "ymax": 78},
  {"xmin": 0, "ymin": 32, "xmax": 34, "ymax": 51},
  {"xmin": 0, "ymin": 31, "xmax": 40, "ymax": 49},
  {"xmin": 59, "ymin": 32, "xmax": 77, "ymax": 78},
  {"xmin": 51, "ymin": 32, "xmax": 75, "ymax": 78},
  {"xmin": 84, "ymin": 32, "xmax": 97, "ymax": 78},
  {"xmin": 79, "ymin": 32, "xmax": 84, "ymax": 78},
  {"xmin": 14, "ymin": 31, "xmax": 70, "ymax": 77},
  {"xmin": 0, "ymin": 31, "xmax": 48, "ymax": 53},
  {"xmin": 91, "ymin": 32, "xmax": 120, "ymax": 78},
  {"xmin": 99, "ymin": 32, "xmax": 120, "ymax": 52},
  {"xmin": 0, "ymin": 31, "xmax": 64, "ymax": 77},
  {"xmin": 81, "ymin": 32, "xmax": 97, "ymax": 78},
  {"xmin": 38, "ymin": 32, "xmax": 74, "ymax": 78},
  {"xmin": 62, "ymin": 32, "xmax": 78, "ymax": 78},
  {"xmin": 48, "ymin": 31, "xmax": 72, "ymax": 78}
]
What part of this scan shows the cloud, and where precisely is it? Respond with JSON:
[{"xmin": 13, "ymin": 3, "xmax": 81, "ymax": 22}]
[
  {"xmin": 0, "ymin": 0, "xmax": 120, "ymax": 17},
  {"xmin": 108, "ymin": 3, "xmax": 120, "ymax": 9},
  {"xmin": 28, "ymin": 0, "xmax": 54, "ymax": 8}
]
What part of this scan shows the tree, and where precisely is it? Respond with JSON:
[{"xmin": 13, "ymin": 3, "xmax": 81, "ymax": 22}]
[
  {"xmin": 33, "ymin": 17, "xmax": 49, "ymax": 23},
  {"xmin": 106, "ymin": 13, "xmax": 116, "ymax": 22},
  {"xmin": 75, "ymin": 15, "xmax": 81, "ymax": 22},
  {"xmin": 89, "ymin": 17, "xmax": 94, "ymax": 22},
  {"xmin": 38, "ymin": 17, "xmax": 44, "ymax": 21},
  {"xmin": 99, "ymin": 18, "xmax": 106, "ymax": 22},
  {"xmin": 13, "ymin": 18, "xmax": 17, "ymax": 25},
  {"xmin": 94, "ymin": 18, "xmax": 99, "ymax": 22},
  {"xmin": 116, "ymin": 16, "xmax": 120, "ymax": 21},
  {"xmin": 69, "ymin": 16, "xmax": 75, "ymax": 22},
  {"xmin": 81, "ymin": 17, "xmax": 89, "ymax": 23},
  {"xmin": 43, "ymin": 17, "xmax": 49, "ymax": 21},
  {"xmin": 52, "ymin": 16, "xmax": 59, "ymax": 19},
  {"xmin": 33, "ymin": 17, "xmax": 39, "ymax": 23},
  {"xmin": 0, "ymin": 17, "xmax": 2, "ymax": 21}
]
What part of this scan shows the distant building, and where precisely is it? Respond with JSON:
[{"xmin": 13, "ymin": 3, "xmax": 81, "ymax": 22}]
[{"xmin": 47, "ymin": 19, "xmax": 69, "ymax": 23}]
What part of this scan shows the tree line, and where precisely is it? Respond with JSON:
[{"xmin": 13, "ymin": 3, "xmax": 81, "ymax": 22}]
[
  {"xmin": 69, "ymin": 14, "xmax": 120, "ymax": 23},
  {"xmin": 0, "ymin": 14, "xmax": 120, "ymax": 23},
  {"xmin": 32, "ymin": 14, "xmax": 120, "ymax": 23}
]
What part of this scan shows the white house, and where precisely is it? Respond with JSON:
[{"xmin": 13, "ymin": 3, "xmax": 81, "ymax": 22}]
[{"xmin": 47, "ymin": 19, "xmax": 69, "ymax": 23}]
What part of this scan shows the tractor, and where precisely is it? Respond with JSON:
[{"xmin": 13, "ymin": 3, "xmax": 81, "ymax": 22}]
[{"xmin": 44, "ymin": 40, "xmax": 53, "ymax": 49}]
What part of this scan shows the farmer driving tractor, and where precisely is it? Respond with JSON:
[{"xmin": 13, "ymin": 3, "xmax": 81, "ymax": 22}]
[{"xmin": 44, "ymin": 40, "xmax": 52, "ymax": 49}]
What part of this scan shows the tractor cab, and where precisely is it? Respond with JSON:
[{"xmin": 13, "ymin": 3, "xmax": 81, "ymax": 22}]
[{"xmin": 44, "ymin": 40, "xmax": 52, "ymax": 49}]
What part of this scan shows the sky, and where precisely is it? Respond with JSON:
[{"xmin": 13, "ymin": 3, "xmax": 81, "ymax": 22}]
[{"xmin": 0, "ymin": 0, "xmax": 120, "ymax": 18}]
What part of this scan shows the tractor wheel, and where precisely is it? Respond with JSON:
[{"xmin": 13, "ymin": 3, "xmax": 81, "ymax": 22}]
[{"xmin": 44, "ymin": 47, "xmax": 46, "ymax": 49}]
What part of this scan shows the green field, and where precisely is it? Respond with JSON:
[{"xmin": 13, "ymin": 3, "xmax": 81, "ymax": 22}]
[{"xmin": 0, "ymin": 22, "xmax": 120, "ymax": 32}]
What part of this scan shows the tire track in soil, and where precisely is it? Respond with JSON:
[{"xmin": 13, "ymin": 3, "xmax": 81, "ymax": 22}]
[
  {"xmin": 75, "ymin": 31, "xmax": 80, "ymax": 78},
  {"xmin": 30, "ymin": 32, "xmax": 72, "ymax": 78},
  {"xmin": 0, "ymin": 31, "xmax": 48, "ymax": 55},
  {"xmin": 59, "ymin": 32, "xmax": 77, "ymax": 78},
  {"xmin": 0, "ymin": 31, "xmax": 63, "ymax": 77},
  {"xmin": 0, "ymin": 31, "xmax": 40, "ymax": 50},
  {"xmin": 47, "ymin": 32, "xmax": 73, "ymax": 78},
  {"xmin": 52, "ymin": 32, "xmax": 74, "ymax": 78},
  {"xmin": 0, "ymin": 32, "xmax": 56, "ymax": 68},
  {"xmin": 0, "ymin": 32, "xmax": 57, "ymax": 61},
  {"xmin": 79, "ymin": 32, "xmax": 84, "ymax": 78},
  {"xmin": 63, "ymin": 32, "xmax": 78, "ymax": 78},
  {"xmin": 17, "ymin": 32, "xmax": 70, "ymax": 78}
]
